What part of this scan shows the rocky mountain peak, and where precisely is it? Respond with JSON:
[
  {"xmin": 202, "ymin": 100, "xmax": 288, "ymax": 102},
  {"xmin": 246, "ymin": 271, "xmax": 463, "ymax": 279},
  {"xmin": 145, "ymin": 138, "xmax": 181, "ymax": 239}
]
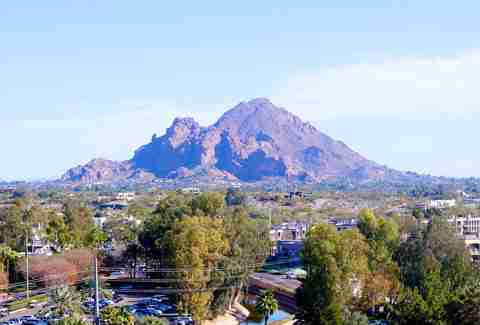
[
  {"xmin": 62, "ymin": 98, "xmax": 387, "ymax": 183},
  {"xmin": 165, "ymin": 117, "xmax": 202, "ymax": 148}
]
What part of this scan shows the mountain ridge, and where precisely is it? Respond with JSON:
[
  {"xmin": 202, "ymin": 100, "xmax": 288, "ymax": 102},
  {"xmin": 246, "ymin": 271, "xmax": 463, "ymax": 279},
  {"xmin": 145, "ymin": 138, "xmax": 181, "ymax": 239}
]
[{"xmin": 61, "ymin": 98, "xmax": 397, "ymax": 184}]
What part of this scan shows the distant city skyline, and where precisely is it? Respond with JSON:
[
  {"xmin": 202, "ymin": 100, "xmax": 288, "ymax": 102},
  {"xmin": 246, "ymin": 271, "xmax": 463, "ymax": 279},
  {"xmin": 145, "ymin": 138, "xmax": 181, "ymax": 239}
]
[{"xmin": 1, "ymin": 2, "xmax": 480, "ymax": 180}]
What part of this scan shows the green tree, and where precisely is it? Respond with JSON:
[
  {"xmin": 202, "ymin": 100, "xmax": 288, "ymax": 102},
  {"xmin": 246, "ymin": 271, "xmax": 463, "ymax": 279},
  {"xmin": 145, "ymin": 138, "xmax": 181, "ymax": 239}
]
[
  {"xmin": 343, "ymin": 309, "xmax": 369, "ymax": 325},
  {"xmin": 42, "ymin": 286, "xmax": 84, "ymax": 318},
  {"xmin": 357, "ymin": 209, "xmax": 378, "ymax": 241},
  {"xmin": 55, "ymin": 316, "xmax": 90, "ymax": 325},
  {"xmin": 256, "ymin": 290, "xmax": 279, "ymax": 325},
  {"xmin": 135, "ymin": 316, "xmax": 169, "ymax": 325},
  {"xmin": 139, "ymin": 194, "xmax": 192, "ymax": 265},
  {"xmin": 445, "ymin": 286, "xmax": 480, "ymax": 325},
  {"xmin": 296, "ymin": 224, "xmax": 369, "ymax": 324},
  {"xmin": 211, "ymin": 207, "xmax": 271, "ymax": 315},
  {"xmin": 85, "ymin": 226, "xmax": 108, "ymax": 249},
  {"xmin": 63, "ymin": 202, "xmax": 95, "ymax": 247},
  {"xmin": 171, "ymin": 216, "xmax": 229, "ymax": 323},
  {"xmin": 45, "ymin": 211, "xmax": 73, "ymax": 251},
  {"xmin": 101, "ymin": 306, "xmax": 135, "ymax": 325},
  {"xmin": 0, "ymin": 245, "xmax": 18, "ymax": 274},
  {"xmin": 389, "ymin": 287, "xmax": 430, "ymax": 325},
  {"xmin": 191, "ymin": 192, "xmax": 225, "ymax": 216}
]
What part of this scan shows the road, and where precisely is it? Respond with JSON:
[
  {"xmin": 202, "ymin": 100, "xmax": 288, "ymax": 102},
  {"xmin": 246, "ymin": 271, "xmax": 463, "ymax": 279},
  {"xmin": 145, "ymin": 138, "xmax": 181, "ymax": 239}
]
[{"xmin": 249, "ymin": 273, "xmax": 301, "ymax": 313}]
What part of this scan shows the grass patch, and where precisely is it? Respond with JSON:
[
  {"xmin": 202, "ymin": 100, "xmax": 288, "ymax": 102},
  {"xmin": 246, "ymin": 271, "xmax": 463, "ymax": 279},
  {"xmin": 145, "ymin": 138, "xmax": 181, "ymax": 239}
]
[{"xmin": 6, "ymin": 295, "xmax": 48, "ymax": 311}]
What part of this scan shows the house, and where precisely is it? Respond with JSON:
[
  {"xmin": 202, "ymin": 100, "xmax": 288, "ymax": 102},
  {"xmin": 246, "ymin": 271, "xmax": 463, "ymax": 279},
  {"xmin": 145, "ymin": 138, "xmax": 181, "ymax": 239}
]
[{"xmin": 29, "ymin": 223, "xmax": 53, "ymax": 256}]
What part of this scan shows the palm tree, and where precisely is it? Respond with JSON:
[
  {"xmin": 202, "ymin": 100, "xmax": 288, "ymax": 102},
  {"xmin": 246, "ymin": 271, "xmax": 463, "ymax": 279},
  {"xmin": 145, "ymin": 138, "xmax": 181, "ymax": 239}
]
[
  {"xmin": 256, "ymin": 290, "xmax": 279, "ymax": 325},
  {"xmin": 42, "ymin": 285, "xmax": 84, "ymax": 318},
  {"xmin": 0, "ymin": 245, "xmax": 18, "ymax": 289}
]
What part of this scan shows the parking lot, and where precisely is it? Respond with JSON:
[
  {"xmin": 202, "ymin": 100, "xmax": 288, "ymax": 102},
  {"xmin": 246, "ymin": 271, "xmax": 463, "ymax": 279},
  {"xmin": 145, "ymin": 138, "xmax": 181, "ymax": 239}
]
[{"xmin": 0, "ymin": 294, "xmax": 194, "ymax": 325}]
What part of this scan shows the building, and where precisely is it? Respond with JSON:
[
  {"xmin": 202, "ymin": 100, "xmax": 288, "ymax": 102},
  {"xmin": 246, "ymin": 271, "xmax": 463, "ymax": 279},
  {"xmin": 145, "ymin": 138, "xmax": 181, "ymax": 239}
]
[
  {"xmin": 286, "ymin": 191, "xmax": 313, "ymax": 200},
  {"xmin": 98, "ymin": 201, "xmax": 129, "ymax": 210},
  {"xmin": 448, "ymin": 215, "xmax": 480, "ymax": 236},
  {"xmin": 463, "ymin": 235, "xmax": 480, "ymax": 260},
  {"xmin": 181, "ymin": 187, "xmax": 201, "ymax": 194},
  {"xmin": 447, "ymin": 215, "xmax": 480, "ymax": 262},
  {"xmin": 464, "ymin": 198, "xmax": 480, "ymax": 207},
  {"xmin": 416, "ymin": 199, "xmax": 456, "ymax": 210},
  {"xmin": 269, "ymin": 222, "xmax": 310, "ymax": 241},
  {"xmin": 276, "ymin": 240, "xmax": 304, "ymax": 258},
  {"xmin": 115, "ymin": 192, "xmax": 136, "ymax": 202},
  {"xmin": 329, "ymin": 218, "xmax": 358, "ymax": 231}
]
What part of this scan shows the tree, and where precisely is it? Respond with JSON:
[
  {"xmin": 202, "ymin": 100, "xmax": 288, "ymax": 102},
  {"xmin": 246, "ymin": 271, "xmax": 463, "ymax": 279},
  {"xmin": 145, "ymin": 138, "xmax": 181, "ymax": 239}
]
[
  {"xmin": 0, "ymin": 244, "xmax": 18, "ymax": 276},
  {"xmin": 55, "ymin": 316, "xmax": 90, "ymax": 325},
  {"xmin": 171, "ymin": 216, "xmax": 229, "ymax": 323},
  {"xmin": 19, "ymin": 255, "xmax": 79, "ymax": 287},
  {"xmin": 388, "ymin": 287, "xmax": 430, "ymax": 325},
  {"xmin": 85, "ymin": 226, "xmax": 108, "ymax": 249},
  {"xmin": 343, "ymin": 309, "xmax": 369, "ymax": 325},
  {"xmin": 211, "ymin": 207, "xmax": 271, "ymax": 316},
  {"xmin": 445, "ymin": 286, "xmax": 480, "ymax": 325},
  {"xmin": 101, "ymin": 306, "xmax": 135, "ymax": 325},
  {"xmin": 225, "ymin": 188, "xmax": 246, "ymax": 206},
  {"xmin": 63, "ymin": 202, "xmax": 95, "ymax": 247},
  {"xmin": 135, "ymin": 316, "xmax": 169, "ymax": 325},
  {"xmin": 42, "ymin": 286, "xmax": 84, "ymax": 318},
  {"xmin": 357, "ymin": 209, "xmax": 378, "ymax": 241},
  {"xmin": 256, "ymin": 290, "xmax": 279, "ymax": 325},
  {"xmin": 191, "ymin": 192, "xmax": 225, "ymax": 216},
  {"xmin": 296, "ymin": 224, "xmax": 369, "ymax": 324},
  {"xmin": 139, "ymin": 194, "xmax": 192, "ymax": 265},
  {"xmin": 356, "ymin": 210, "xmax": 401, "ymax": 312},
  {"xmin": 45, "ymin": 210, "xmax": 73, "ymax": 251},
  {"xmin": 391, "ymin": 217, "xmax": 475, "ymax": 324},
  {"xmin": 0, "ymin": 203, "xmax": 24, "ymax": 250}
]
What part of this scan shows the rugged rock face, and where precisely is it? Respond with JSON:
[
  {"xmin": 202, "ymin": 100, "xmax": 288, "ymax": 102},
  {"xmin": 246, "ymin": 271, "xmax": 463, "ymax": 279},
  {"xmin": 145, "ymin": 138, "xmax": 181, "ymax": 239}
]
[
  {"xmin": 61, "ymin": 159, "xmax": 133, "ymax": 183},
  {"xmin": 61, "ymin": 98, "xmax": 387, "ymax": 183}
]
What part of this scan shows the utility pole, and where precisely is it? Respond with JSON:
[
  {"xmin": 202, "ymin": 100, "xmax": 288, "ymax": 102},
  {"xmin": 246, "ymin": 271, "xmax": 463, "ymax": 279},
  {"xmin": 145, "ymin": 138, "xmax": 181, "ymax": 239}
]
[
  {"xmin": 268, "ymin": 208, "xmax": 272, "ymax": 228},
  {"xmin": 94, "ymin": 254, "xmax": 100, "ymax": 325},
  {"xmin": 25, "ymin": 229, "xmax": 29, "ymax": 301}
]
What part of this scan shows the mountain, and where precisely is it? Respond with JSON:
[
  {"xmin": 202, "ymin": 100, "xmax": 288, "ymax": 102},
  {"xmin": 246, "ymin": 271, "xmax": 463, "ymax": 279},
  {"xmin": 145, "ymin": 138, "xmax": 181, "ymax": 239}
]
[{"xmin": 61, "ymin": 98, "xmax": 390, "ymax": 183}]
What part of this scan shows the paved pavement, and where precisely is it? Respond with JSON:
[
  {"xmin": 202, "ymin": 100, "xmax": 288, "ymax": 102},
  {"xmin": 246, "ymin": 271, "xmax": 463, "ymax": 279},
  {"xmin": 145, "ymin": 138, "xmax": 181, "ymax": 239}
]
[{"xmin": 250, "ymin": 272, "xmax": 302, "ymax": 292}]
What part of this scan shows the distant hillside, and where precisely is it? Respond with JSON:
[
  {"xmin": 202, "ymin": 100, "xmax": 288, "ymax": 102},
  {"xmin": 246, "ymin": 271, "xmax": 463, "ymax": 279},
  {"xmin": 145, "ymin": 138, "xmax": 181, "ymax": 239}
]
[{"xmin": 61, "ymin": 98, "xmax": 430, "ymax": 185}]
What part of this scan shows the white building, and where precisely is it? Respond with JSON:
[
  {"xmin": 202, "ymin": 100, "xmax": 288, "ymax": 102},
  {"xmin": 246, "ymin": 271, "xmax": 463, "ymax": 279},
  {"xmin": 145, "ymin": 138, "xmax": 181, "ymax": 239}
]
[
  {"xmin": 181, "ymin": 187, "xmax": 201, "ymax": 194},
  {"xmin": 448, "ymin": 215, "xmax": 480, "ymax": 236},
  {"xmin": 115, "ymin": 192, "xmax": 136, "ymax": 202},
  {"xmin": 416, "ymin": 199, "xmax": 456, "ymax": 210}
]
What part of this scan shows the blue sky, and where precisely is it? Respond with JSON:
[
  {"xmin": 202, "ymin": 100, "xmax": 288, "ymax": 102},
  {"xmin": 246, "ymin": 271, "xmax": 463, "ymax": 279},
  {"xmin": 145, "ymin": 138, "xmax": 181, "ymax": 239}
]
[{"xmin": 1, "ymin": 1, "xmax": 480, "ymax": 180}]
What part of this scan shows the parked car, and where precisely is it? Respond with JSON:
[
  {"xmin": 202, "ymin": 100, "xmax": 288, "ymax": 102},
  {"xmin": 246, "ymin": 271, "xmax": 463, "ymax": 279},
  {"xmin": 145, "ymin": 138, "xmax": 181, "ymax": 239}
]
[
  {"xmin": 170, "ymin": 316, "xmax": 194, "ymax": 325},
  {"xmin": 0, "ymin": 307, "xmax": 9, "ymax": 317}
]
